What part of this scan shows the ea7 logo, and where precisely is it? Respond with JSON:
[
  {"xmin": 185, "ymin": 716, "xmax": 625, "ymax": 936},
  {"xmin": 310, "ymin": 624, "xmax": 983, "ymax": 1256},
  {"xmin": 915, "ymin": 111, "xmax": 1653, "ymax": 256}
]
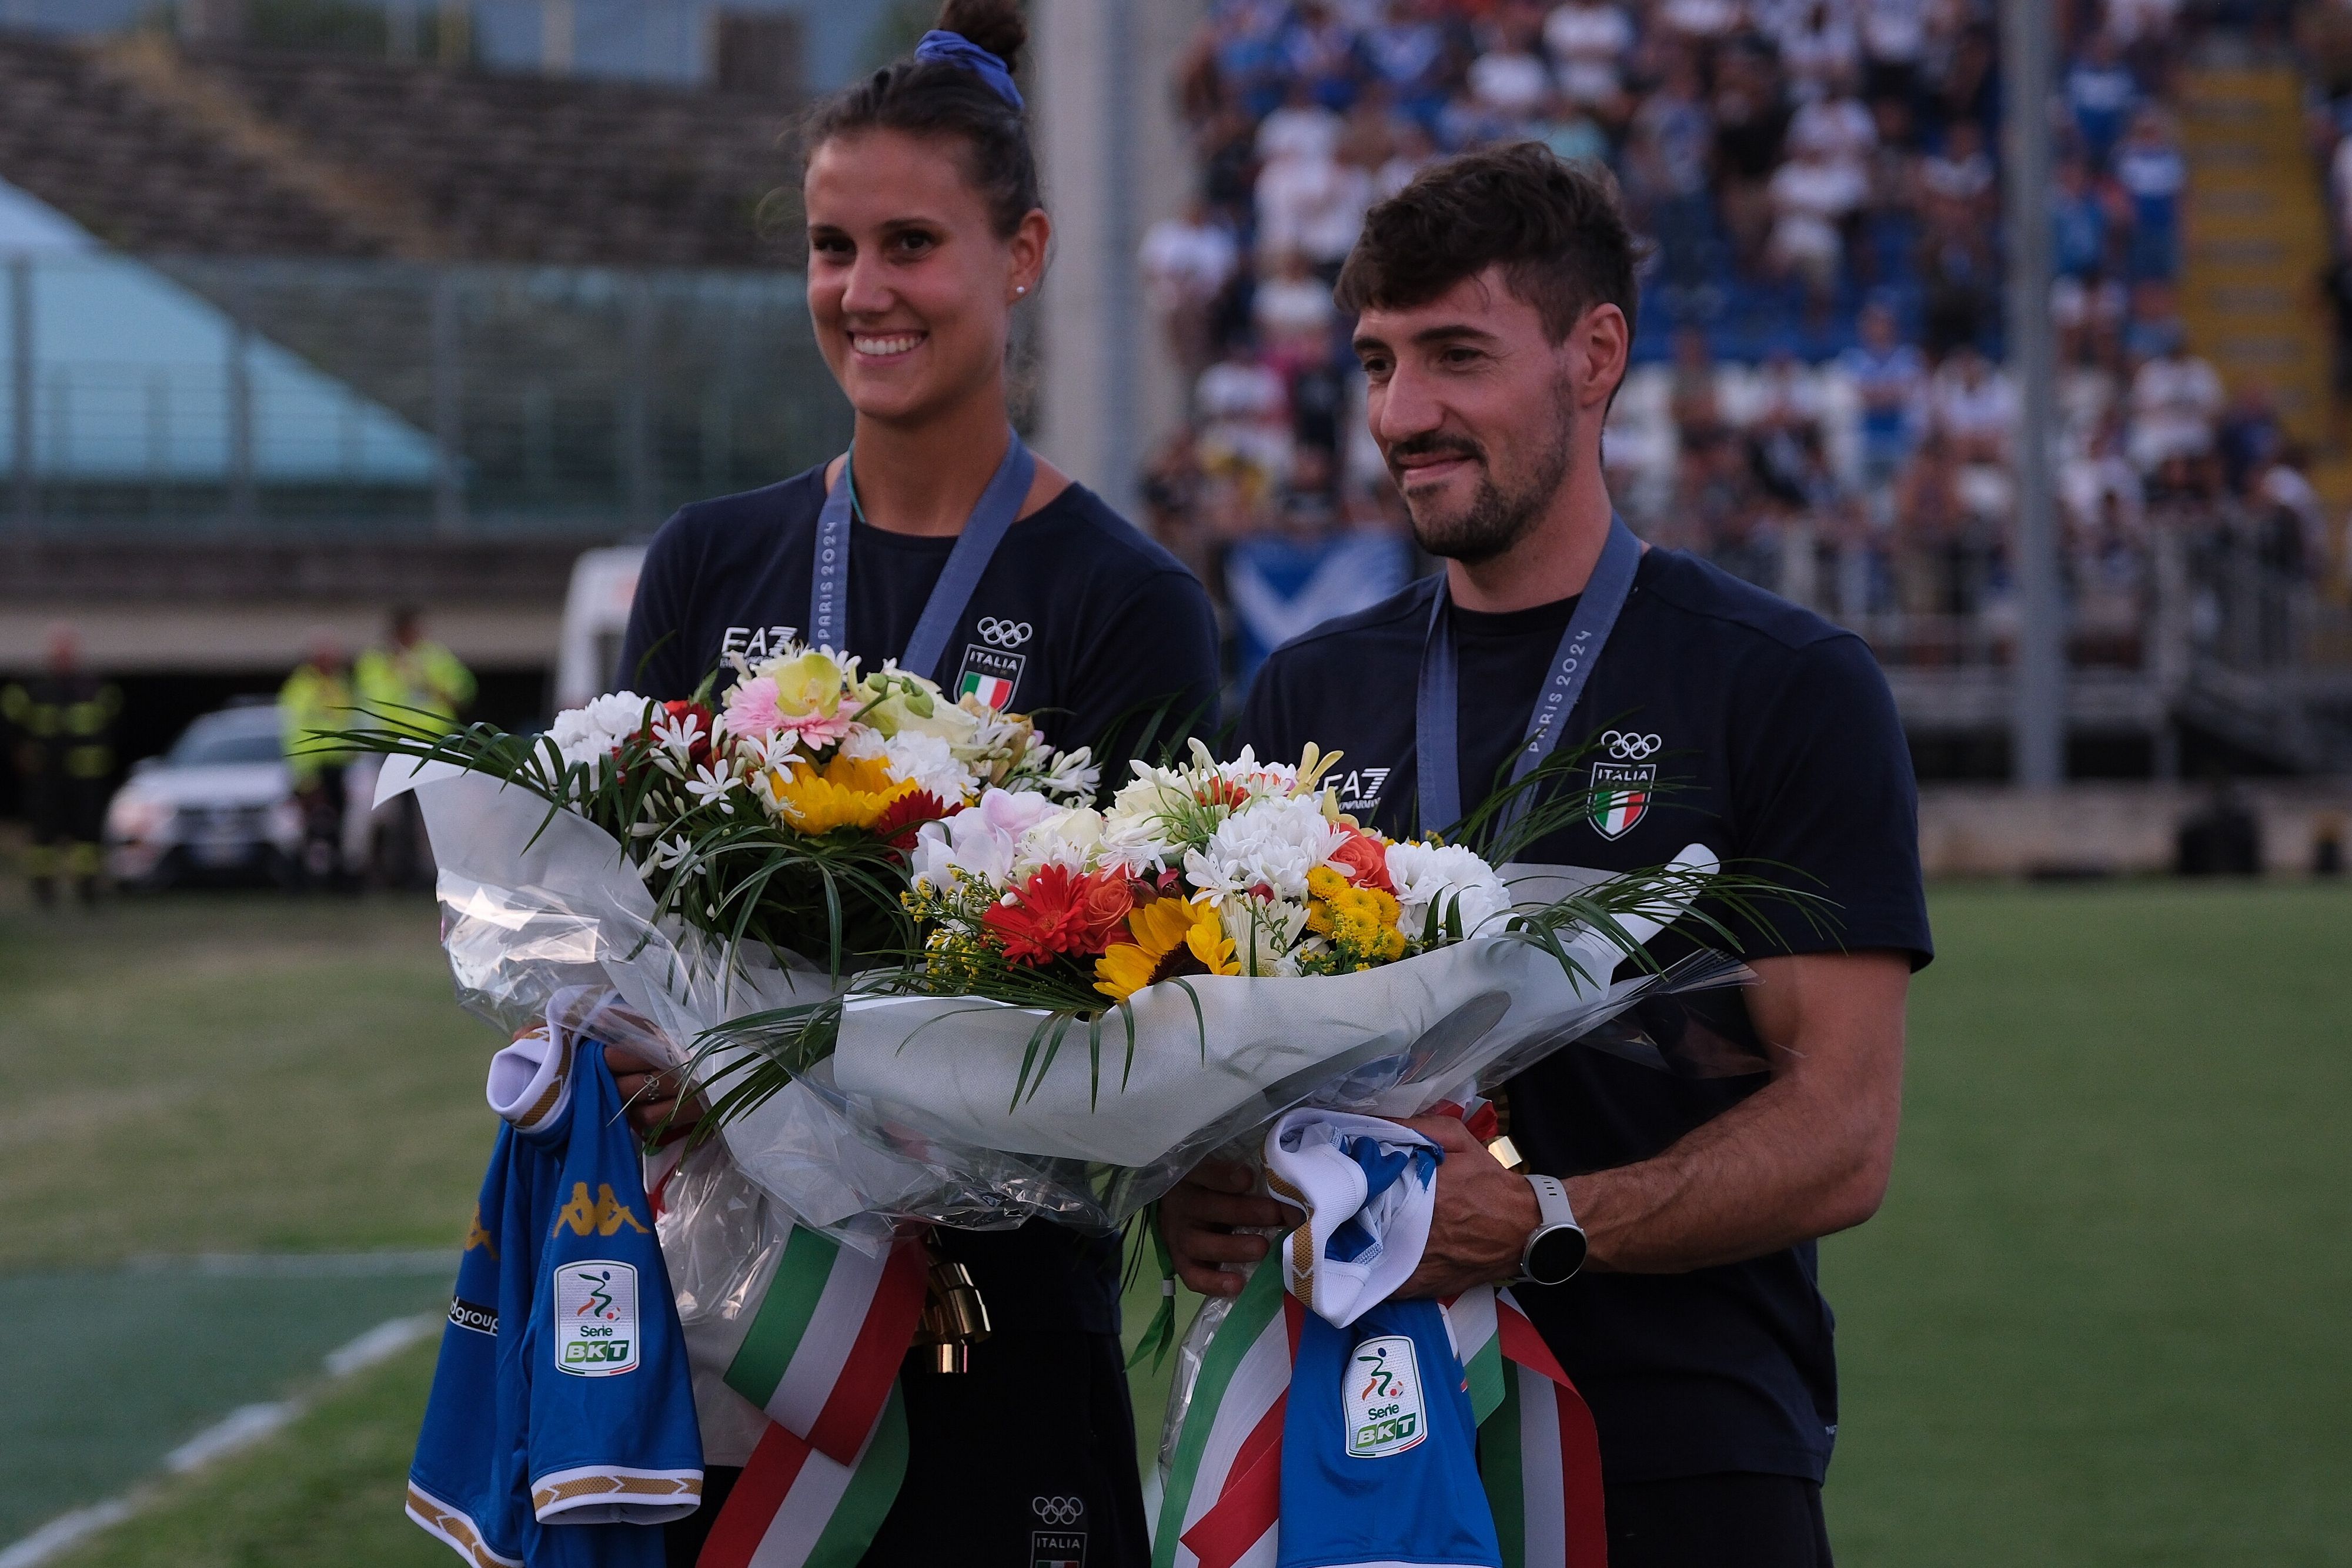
[{"xmin": 1337, "ymin": 767, "xmax": 1391, "ymax": 812}]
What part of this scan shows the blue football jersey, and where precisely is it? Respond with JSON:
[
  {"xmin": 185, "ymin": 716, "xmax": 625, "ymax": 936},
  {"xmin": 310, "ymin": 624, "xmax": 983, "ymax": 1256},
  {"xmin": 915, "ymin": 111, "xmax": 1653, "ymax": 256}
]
[
  {"xmin": 1278, "ymin": 1296, "xmax": 1501, "ymax": 1568},
  {"xmin": 409, "ymin": 1028, "xmax": 702, "ymax": 1567}
]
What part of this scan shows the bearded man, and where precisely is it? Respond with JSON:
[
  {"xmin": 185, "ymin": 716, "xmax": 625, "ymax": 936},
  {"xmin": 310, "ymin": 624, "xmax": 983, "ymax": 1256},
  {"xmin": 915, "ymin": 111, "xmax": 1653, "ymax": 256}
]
[{"xmin": 1161, "ymin": 145, "xmax": 1933, "ymax": 1568}]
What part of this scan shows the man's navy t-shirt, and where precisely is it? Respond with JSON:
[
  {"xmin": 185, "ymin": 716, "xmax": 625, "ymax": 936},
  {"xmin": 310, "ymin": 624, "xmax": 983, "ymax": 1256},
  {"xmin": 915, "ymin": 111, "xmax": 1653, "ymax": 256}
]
[
  {"xmin": 616, "ymin": 464, "xmax": 1222, "ymax": 1335},
  {"xmin": 1235, "ymin": 547, "xmax": 1932, "ymax": 1485}
]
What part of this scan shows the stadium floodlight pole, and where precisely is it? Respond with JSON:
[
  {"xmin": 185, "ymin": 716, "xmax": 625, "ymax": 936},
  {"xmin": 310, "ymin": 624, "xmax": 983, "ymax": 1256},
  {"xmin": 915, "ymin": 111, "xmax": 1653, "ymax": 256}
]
[
  {"xmin": 8, "ymin": 254, "xmax": 31, "ymax": 532},
  {"xmin": 2003, "ymin": 0, "xmax": 2066, "ymax": 786},
  {"xmin": 430, "ymin": 268, "xmax": 464, "ymax": 537},
  {"xmin": 227, "ymin": 279, "xmax": 256, "ymax": 533}
]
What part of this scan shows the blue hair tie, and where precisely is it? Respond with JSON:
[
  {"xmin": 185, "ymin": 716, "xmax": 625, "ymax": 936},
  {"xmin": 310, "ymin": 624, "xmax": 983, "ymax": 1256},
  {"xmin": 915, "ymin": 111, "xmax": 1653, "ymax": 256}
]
[{"xmin": 913, "ymin": 29, "xmax": 1023, "ymax": 109}]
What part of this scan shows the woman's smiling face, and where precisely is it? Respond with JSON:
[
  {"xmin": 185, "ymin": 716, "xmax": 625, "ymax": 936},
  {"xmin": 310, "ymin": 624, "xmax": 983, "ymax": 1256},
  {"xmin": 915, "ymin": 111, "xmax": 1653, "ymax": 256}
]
[{"xmin": 803, "ymin": 128, "xmax": 1046, "ymax": 429}]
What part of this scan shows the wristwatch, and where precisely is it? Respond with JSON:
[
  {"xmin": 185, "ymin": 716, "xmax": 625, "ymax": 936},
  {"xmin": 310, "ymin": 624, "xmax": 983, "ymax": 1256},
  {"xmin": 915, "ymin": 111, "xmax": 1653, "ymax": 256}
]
[{"xmin": 1518, "ymin": 1174, "xmax": 1588, "ymax": 1286}]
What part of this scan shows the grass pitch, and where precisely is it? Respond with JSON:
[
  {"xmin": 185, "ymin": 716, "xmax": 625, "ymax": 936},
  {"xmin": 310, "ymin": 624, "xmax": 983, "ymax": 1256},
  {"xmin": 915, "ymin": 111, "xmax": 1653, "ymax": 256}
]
[{"xmin": 2, "ymin": 880, "xmax": 2346, "ymax": 1566}]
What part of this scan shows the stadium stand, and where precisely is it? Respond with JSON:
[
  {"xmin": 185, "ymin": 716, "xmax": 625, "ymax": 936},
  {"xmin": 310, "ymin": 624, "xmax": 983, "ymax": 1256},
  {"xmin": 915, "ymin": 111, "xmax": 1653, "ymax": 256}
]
[
  {"xmin": 1148, "ymin": 0, "xmax": 2352, "ymax": 774},
  {"xmin": 0, "ymin": 30, "xmax": 796, "ymax": 268}
]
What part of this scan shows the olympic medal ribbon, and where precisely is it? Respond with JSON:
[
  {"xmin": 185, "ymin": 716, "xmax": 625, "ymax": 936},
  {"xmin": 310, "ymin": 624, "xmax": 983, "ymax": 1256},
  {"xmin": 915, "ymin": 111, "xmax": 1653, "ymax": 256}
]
[
  {"xmin": 1414, "ymin": 513, "xmax": 1643, "ymax": 837},
  {"xmin": 809, "ymin": 432, "xmax": 1037, "ymax": 683}
]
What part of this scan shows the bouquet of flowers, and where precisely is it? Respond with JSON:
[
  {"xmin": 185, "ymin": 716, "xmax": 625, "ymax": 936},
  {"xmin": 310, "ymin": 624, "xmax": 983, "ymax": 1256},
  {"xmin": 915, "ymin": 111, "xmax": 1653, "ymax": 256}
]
[
  {"xmin": 348, "ymin": 640, "xmax": 1095, "ymax": 968},
  {"xmin": 690, "ymin": 738, "xmax": 1753, "ymax": 1189}
]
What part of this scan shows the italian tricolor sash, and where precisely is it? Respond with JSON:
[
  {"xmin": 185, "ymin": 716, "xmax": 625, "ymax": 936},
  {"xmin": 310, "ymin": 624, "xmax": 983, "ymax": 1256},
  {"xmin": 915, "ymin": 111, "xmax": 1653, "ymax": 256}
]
[
  {"xmin": 691, "ymin": 1219, "xmax": 929, "ymax": 1568},
  {"xmin": 1151, "ymin": 1265, "xmax": 1606, "ymax": 1568}
]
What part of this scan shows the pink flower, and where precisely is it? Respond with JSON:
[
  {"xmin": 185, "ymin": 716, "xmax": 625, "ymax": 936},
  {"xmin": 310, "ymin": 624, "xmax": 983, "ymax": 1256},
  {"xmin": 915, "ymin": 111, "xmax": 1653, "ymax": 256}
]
[
  {"xmin": 723, "ymin": 676, "xmax": 786, "ymax": 740},
  {"xmin": 781, "ymin": 708, "xmax": 856, "ymax": 749}
]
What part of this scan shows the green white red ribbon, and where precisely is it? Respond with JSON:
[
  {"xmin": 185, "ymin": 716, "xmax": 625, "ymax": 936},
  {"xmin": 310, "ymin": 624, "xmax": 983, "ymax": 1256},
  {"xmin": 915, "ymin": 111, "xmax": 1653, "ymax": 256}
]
[
  {"xmin": 692, "ymin": 1223, "xmax": 928, "ymax": 1568},
  {"xmin": 1151, "ymin": 1265, "xmax": 1606, "ymax": 1568}
]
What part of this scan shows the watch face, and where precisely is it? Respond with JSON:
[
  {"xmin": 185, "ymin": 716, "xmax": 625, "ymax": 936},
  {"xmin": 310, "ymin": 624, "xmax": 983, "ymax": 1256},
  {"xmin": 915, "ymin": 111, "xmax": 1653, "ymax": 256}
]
[{"xmin": 1528, "ymin": 1225, "xmax": 1588, "ymax": 1285}]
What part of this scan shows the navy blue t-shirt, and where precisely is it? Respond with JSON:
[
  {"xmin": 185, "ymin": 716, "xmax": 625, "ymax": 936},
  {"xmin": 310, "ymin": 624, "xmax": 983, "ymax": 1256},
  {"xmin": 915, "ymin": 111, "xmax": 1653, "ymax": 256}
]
[
  {"xmin": 618, "ymin": 466, "xmax": 1221, "ymax": 766},
  {"xmin": 1235, "ymin": 547, "xmax": 1932, "ymax": 1485},
  {"xmin": 616, "ymin": 463, "xmax": 1222, "ymax": 1335}
]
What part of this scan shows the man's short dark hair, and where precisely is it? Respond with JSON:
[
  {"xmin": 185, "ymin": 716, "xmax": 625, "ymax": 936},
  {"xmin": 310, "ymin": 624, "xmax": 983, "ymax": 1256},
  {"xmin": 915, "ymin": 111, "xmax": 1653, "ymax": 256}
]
[{"xmin": 1334, "ymin": 143, "xmax": 1641, "ymax": 346}]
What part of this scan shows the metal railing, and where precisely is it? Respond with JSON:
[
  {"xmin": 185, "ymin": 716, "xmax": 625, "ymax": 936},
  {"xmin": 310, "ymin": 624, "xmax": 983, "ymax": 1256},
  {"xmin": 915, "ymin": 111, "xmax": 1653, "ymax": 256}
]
[{"xmin": 2, "ymin": 251, "xmax": 852, "ymax": 539}]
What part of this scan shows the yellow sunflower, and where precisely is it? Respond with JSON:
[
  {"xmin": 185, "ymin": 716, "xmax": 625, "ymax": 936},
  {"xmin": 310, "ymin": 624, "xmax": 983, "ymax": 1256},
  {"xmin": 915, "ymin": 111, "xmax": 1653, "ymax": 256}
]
[
  {"xmin": 1093, "ymin": 897, "xmax": 1239, "ymax": 1002},
  {"xmin": 767, "ymin": 751, "xmax": 918, "ymax": 835}
]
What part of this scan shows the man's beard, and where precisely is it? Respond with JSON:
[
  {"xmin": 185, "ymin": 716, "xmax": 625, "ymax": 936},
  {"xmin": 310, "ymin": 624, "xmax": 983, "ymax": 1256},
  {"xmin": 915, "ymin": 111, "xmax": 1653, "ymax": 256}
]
[{"xmin": 1391, "ymin": 398, "xmax": 1578, "ymax": 566}]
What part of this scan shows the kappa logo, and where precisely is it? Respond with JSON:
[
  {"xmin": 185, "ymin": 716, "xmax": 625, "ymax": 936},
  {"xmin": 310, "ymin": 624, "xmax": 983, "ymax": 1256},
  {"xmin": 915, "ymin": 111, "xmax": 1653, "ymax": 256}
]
[
  {"xmin": 553, "ymin": 1261, "xmax": 639, "ymax": 1376},
  {"xmin": 551, "ymin": 1182, "xmax": 649, "ymax": 1239},
  {"xmin": 1344, "ymin": 1335, "xmax": 1427, "ymax": 1458},
  {"xmin": 1590, "ymin": 731, "xmax": 1661, "ymax": 840},
  {"xmin": 976, "ymin": 616, "xmax": 1033, "ymax": 647},
  {"xmin": 463, "ymin": 1203, "xmax": 499, "ymax": 1260},
  {"xmin": 1337, "ymin": 767, "xmax": 1391, "ymax": 814}
]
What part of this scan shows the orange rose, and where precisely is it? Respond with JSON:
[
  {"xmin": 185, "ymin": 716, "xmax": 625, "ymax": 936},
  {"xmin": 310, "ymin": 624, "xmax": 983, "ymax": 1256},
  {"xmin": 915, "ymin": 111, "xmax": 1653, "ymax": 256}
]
[{"xmin": 1328, "ymin": 828, "xmax": 1394, "ymax": 893}]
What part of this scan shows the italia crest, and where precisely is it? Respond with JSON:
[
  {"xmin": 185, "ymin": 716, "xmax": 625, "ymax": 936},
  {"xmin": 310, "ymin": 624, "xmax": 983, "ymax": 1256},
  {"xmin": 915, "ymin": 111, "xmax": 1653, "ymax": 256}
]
[{"xmin": 1588, "ymin": 730, "xmax": 1661, "ymax": 841}]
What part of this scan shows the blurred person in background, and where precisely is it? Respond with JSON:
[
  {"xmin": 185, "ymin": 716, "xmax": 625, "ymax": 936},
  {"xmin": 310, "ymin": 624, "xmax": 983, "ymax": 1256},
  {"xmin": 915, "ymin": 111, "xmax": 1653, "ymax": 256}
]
[
  {"xmin": 278, "ymin": 628, "xmax": 356, "ymax": 891},
  {"xmin": 1141, "ymin": 196, "xmax": 1240, "ymax": 379},
  {"xmin": 2127, "ymin": 319, "xmax": 2225, "ymax": 473},
  {"xmin": 1840, "ymin": 298, "xmax": 1925, "ymax": 494},
  {"xmin": 2, "ymin": 624, "xmax": 119, "ymax": 908},
  {"xmin": 610, "ymin": 6, "xmax": 1221, "ymax": 1560},
  {"xmin": 2114, "ymin": 107, "xmax": 2186, "ymax": 284},
  {"xmin": 2066, "ymin": 27, "xmax": 2141, "ymax": 169},
  {"xmin": 355, "ymin": 604, "xmax": 474, "ymax": 890}
]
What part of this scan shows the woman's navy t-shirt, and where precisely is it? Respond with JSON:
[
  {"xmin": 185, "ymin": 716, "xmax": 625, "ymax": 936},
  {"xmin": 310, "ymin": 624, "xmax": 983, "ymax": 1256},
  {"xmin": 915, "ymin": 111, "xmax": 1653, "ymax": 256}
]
[
  {"xmin": 1236, "ymin": 546, "xmax": 1932, "ymax": 1485},
  {"xmin": 616, "ymin": 464, "xmax": 1222, "ymax": 1335}
]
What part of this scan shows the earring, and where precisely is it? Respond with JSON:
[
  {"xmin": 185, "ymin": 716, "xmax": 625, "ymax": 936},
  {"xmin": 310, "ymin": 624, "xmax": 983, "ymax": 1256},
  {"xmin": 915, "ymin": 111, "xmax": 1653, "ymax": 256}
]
[{"xmin": 1016, "ymin": 285, "xmax": 1028, "ymax": 295}]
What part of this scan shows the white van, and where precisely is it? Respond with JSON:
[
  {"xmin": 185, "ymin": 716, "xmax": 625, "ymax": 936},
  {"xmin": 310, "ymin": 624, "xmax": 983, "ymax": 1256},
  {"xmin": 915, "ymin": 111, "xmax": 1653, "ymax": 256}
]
[{"xmin": 555, "ymin": 546, "xmax": 646, "ymax": 710}]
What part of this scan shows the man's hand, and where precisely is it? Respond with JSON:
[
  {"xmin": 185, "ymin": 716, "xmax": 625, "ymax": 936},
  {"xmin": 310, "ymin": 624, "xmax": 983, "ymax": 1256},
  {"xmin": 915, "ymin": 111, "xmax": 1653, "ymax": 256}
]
[
  {"xmin": 602, "ymin": 1041, "xmax": 704, "ymax": 1142},
  {"xmin": 1394, "ymin": 1115, "xmax": 1541, "ymax": 1299},
  {"xmin": 1157, "ymin": 1159, "xmax": 1302, "ymax": 1298}
]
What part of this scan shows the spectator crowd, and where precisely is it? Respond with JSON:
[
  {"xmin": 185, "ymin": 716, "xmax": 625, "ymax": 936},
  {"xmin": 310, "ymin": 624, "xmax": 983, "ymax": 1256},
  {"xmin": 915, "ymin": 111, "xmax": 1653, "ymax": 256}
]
[{"xmin": 1137, "ymin": 0, "xmax": 2348, "ymax": 682}]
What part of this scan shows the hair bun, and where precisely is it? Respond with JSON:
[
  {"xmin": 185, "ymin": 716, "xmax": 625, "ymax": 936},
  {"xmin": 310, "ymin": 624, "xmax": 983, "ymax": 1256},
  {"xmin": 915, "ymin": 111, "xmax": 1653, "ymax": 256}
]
[{"xmin": 934, "ymin": 0, "xmax": 1027, "ymax": 75}]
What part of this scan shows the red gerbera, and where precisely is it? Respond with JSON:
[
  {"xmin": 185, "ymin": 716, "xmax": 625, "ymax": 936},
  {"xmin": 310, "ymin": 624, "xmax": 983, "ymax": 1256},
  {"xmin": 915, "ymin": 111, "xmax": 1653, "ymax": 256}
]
[
  {"xmin": 873, "ymin": 791, "xmax": 957, "ymax": 851},
  {"xmin": 985, "ymin": 864, "xmax": 1137, "ymax": 964}
]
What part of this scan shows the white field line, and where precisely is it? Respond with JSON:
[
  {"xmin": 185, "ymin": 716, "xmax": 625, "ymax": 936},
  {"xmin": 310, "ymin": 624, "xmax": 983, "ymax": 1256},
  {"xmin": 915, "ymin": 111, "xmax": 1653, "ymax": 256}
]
[{"xmin": 0, "ymin": 1312, "xmax": 440, "ymax": 1568}]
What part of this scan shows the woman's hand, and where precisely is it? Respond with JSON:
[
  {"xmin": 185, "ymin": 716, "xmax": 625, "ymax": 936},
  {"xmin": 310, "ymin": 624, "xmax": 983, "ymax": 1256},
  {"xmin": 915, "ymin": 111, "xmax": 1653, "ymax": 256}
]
[
  {"xmin": 1155, "ymin": 1159, "xmax": 1302, "ymax": 1298},
  {"xmin": 601, "ymin": 1041, "xmax": 706, "ymax": 1142}
]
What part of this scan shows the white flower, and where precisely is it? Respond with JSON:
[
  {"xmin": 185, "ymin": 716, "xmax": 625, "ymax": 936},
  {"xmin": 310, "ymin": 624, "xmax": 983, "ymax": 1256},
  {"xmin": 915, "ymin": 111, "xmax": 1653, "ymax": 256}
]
[
  {"xmin": 1032, "ymin": 744, "xmax": 1101, "ymax": 803},
  {"xmin": 1012, "ymin": 805, "xmax": 1105, "ymax": 877},
  {"xmin": 647, "ymin": 834, "xmax": 693, "ymax": 871},
  {"xmin": 882, "ymin": 730, "xmax": 977, "ymax": 803},
  {"xmin": 1182, "ymin": 794, "xmax": 1342, "ymax": 908},
  {"xmin": 682, "ymin": 762, "xmax": 737, "ymax": 815},
  {"xmin": 651, "ymin": 707, "xmax": 706, "ymax": 755},
  {"xmin": 1384, "ymin": 841, "xmax": 1512, "ymax": 937},
  {"xmin": 548, "ymin": 692, "xmax": 653, "ymax": 769}
]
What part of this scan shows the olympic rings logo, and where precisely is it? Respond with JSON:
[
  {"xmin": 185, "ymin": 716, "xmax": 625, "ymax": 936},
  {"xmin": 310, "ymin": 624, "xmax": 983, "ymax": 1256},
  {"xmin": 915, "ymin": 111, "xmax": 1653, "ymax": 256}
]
[
  {"xmin": 1599, "ymin": 730, "xmax": 1662, "ymax": 761},
  {"xmin": 977, "ymin": 617, "xmax": 1033, "ymax": 647},
  {"xmin": 1033, "ymin": 1496, "xmax": 1083, "ymax": 1524}
]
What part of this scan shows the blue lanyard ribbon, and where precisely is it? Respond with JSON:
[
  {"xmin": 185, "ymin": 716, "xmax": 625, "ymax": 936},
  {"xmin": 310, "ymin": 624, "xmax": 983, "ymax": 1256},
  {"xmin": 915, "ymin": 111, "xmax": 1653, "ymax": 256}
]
[
  {"xmin": 1413, "ymin": 514, "xmax": 1642, "ymax": 837},
  {"xmin": 808, "ymin": 432, "xmax": 1035, "ymax": 681}
]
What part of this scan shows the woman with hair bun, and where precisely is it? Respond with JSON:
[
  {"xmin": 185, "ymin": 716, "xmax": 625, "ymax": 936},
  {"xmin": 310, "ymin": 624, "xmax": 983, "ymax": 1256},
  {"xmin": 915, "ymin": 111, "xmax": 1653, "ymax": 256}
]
[{"xmin": 615, "ymin": 2, "xmax": 1214, "ymax": 1564}]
